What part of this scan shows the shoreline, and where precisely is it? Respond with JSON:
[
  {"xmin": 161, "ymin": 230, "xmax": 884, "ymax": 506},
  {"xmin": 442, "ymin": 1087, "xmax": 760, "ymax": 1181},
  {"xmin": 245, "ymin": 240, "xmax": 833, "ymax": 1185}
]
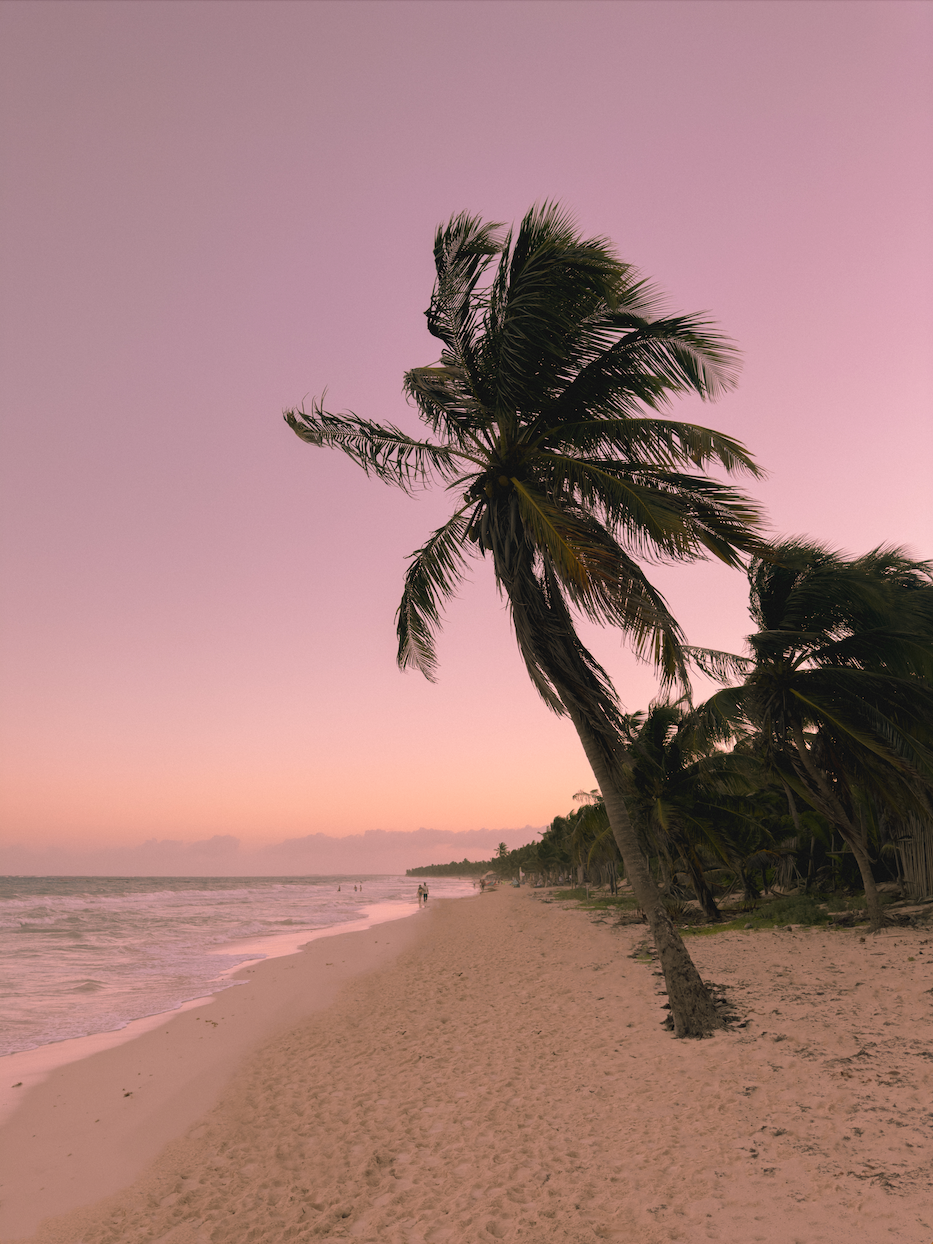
[
  {"xmin": 0, "ymin": 897, "xmax": 424, "ymax": 1130},
  {"xmin": 0, "ymin": 900, "xmax": 436, "ymax": 1239},
  {"xmin": 0, "ymin": 875, "xmax": 474, "ymax": 1073},
  {"xmin": 4, "ymin": 886, "xmax": 933, "ymax": 1243}
]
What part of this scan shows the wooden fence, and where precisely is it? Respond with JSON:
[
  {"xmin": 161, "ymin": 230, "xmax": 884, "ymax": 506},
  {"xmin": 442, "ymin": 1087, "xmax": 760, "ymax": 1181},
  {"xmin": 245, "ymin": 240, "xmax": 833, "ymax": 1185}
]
[{"xmin": 895, "ymin": 816, "xmax": 933, "ymax": 900}]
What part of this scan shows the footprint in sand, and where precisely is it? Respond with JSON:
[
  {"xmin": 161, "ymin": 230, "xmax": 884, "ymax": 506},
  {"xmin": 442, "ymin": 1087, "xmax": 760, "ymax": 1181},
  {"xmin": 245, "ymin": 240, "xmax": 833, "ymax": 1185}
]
[{"xmin": 485, "ymin": 1221, "xmax": 509, "ymax": 1238}]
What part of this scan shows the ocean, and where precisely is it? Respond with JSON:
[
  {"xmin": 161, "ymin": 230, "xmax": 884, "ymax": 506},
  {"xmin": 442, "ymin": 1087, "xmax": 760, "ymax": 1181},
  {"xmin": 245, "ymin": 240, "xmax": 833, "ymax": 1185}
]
[{"xmin": 0, "ymin": 874, "xmax": 473, "ymax": 1060}]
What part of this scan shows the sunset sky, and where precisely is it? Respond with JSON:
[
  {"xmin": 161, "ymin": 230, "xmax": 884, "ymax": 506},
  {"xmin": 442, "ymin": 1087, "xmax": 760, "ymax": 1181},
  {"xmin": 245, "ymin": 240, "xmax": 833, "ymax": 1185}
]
[{"xmin": 1, "ymin": 1, "xmax": 931, "ymax": 874}]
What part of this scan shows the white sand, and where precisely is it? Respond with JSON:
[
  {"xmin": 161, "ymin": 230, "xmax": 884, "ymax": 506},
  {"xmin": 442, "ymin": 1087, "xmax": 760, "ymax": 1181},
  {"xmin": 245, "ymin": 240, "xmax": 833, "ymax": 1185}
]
[
  {"xmin": 2, "ymin": 887, "xmax": 931, "ymax": 1244},
  {"xmin": 0, "ymin": 912, "xmax": 427, "ymax": 1239}
]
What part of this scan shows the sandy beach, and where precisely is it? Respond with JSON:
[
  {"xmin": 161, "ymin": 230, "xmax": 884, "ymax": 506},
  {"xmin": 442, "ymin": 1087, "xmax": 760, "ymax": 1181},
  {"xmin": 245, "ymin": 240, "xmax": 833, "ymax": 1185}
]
[{"xmin": 2, "ymin": 886, "xmax": 932, "ymax": 1244}]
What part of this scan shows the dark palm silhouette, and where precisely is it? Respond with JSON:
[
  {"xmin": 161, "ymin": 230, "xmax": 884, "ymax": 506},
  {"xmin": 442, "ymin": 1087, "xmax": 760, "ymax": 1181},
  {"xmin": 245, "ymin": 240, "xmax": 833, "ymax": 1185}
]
[
  {"xmin": 690, "ymin": 541, "xmax": 933, "ymax": 929},
  {"xmin": 285, "ymin": 204, "xmax": 765, "ymax": 1034}
]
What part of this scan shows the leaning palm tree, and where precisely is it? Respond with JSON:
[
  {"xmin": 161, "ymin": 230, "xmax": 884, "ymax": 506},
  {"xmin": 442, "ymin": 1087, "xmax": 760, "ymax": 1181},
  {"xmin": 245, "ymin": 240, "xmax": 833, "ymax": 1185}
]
[
  {"xmin": 285, "ymin": 204, "xmax": 766, "ymax": 1035},
  {"xmin": 691, "ymin": 541, "xmax": 933, "ymax": 930}
]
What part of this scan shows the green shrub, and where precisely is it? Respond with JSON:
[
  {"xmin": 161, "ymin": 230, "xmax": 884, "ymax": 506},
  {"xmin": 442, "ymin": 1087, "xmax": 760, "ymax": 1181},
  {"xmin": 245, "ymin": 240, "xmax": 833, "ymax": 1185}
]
[
  {"xmin": 684, "ymin": 893, "xmax": 836, "ymax": 934},
  {"xmin": 819, "ymin": 890, "xmax": 895, "ymax": 911},
  {"xmin": 746, "ymin": 895, "xmax": 832, "ymax": 927}
]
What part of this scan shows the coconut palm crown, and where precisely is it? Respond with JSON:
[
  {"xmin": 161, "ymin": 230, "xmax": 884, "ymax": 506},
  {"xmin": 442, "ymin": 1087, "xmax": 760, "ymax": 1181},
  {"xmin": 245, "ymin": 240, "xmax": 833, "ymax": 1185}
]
[{"xmin": 287, "ymin": 206, "xmax": 763, "ymax": 716}]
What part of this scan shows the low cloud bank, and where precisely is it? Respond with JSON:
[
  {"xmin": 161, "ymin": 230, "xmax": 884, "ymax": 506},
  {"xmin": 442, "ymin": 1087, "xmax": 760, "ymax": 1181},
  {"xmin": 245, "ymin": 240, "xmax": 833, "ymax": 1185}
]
[{"xmin": 0, "ymin": 827, "xmax": 541, "ymax": 877}]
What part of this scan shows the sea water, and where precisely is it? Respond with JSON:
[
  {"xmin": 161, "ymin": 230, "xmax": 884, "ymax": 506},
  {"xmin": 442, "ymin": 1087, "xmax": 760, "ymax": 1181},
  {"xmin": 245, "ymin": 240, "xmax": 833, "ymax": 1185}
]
[{"xmin": 0, "ymin": 875, "xmax": 472, "ymax": 1059}]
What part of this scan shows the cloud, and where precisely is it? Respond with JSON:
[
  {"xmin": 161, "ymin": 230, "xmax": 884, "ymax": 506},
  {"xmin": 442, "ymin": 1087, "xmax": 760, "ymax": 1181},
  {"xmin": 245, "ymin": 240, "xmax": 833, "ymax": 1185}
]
[{"xmin": 0, "ymin": 827, "xmax": 541, "ymax": 877}]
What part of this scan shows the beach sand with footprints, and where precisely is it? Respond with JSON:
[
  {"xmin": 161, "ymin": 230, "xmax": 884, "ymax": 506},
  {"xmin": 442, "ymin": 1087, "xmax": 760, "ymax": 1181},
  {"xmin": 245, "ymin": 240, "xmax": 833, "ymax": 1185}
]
[{"xmin": 2, "ymin": 886, "xmax": 932, "ymax": 1244}]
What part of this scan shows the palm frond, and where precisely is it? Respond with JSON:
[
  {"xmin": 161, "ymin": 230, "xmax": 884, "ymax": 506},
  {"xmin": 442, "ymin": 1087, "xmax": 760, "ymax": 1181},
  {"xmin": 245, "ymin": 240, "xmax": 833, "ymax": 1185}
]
[
  {"xmin": 426, "ymin": 213, "xmax": 505, "ymax": 407},
  {"xmin": 653, "ymin": 421, "xmax": 762, "ymax": 476},
  {"xmin": 788, "ymin": 686, "xmax": 906, "ymax": 763},
  {"xmin": 692, "ymin": 686, "xmax": 756, "ymax": 738},
  {"xmin": 816, "ymin": 628, "xmax": 933, "ymax": 681},
  {"xmin": 507, "ymin": 479, "xmax": 688, "ymax": 683},
  {"xmin": 509, "ymin": 479, "xmax": 604, "ymax": 597},
  {"xmin": 485, "ymin": 203, "xmax": 628, "ymax": 421},
  {"xmin": 532, "ymin": 454, "xmax": 767, "ymax": 564},
  {"xmin": 396, "ymin": 511, "xmax": 473, "ymax": 679},
  {"xmin": 548, "ymin": 313, "xmax": 741, "ymax": 431},
  {"xmin": 402, "ymin": 364, "xmax": 491, "ymax": 450},
  {"xmin": 284, "ymin": 400, "xmax": 461, "ymax": 492},
  {"xmin": 601, "ymin": 554, "xmax": 688, "ymax": 685},
  {"xmin": 532, "ymin": 454, "xmax": 698, "ymax": 557},
  {"xmin": 745, "ymin": 540, "xmax": 899, "ymax": 636},
  {"xmin": 492, "ymin": 537, "xmax": 626, "ymax": 733},
  {"xmin": 793, "ymin": 668, "xmax": 933, "ymax": 759},
  {"xmin": 685, "ymin": 646, "xmax": 755, "ymax": 684},
  {"xmin": 533, "ymin": 414, "xmax": 759, "ymax": 477}
]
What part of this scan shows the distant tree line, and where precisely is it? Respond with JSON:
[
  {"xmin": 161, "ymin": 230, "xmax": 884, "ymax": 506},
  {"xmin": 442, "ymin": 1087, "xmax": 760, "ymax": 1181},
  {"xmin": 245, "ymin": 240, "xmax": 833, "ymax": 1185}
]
[
  {"xmin": 406, "ymin": 858, "xmax": 492, "ymax": 877},
  {"xmin": 407, "ymin": 843, "xmax": 514, "ymax": 877}
]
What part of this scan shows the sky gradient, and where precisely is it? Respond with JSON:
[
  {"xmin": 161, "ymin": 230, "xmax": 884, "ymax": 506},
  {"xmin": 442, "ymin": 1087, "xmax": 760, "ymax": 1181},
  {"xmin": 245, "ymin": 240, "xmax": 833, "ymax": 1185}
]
[{"xmin": 1, "ymin": 1, "xmax": 931, "ymax": 874}]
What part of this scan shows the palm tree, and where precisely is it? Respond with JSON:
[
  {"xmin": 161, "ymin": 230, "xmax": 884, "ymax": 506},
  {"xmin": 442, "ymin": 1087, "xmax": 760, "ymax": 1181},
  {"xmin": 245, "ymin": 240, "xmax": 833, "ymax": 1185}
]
[
  {"xmin": 690, "ymin": 541, "xmax": 933, "ymax": 930},
  {"xmin": 568, "ymin": 792, "xmax": 623, "ymax": 891},
  {"xmin": 534, "ymin": 819, "xmax": 573, "ymax": 887},
  {"xmin": 617, "ymin": 703, "xmax": 793, "ymax": 921},
  {"xmin": 284, "ymin": 204, "xmax": 765, "ymax": 1035},
  {"xmin": 617, "ymin": 703, "xmax": 727, "ymax": 921}
]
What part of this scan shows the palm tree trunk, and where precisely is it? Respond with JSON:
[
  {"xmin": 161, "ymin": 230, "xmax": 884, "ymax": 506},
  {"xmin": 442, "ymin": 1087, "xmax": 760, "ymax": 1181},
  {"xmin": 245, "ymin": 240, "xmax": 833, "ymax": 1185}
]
[
  {"xmin": 806, "ymin": 834, "xmax": 816, "ymax": 894},
  {"xmin": 684, "ymin": 851, "xmax": 723, "ymax": 922},
  {"xmin": 496, "ymin": 550, "xmax": 723, "ymax": 1034},
  {"xmin": 848, "ymin": 836, "xmax": 884, "ymax": 931},
  {"xmin": 568, "ymin": 709, "xmax": 725, "ymax": 1038}
]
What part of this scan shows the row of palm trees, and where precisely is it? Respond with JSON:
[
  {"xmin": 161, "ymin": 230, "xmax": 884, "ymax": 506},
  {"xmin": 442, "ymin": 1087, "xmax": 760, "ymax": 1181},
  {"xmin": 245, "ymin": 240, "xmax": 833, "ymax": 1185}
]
[
  {"xmin": 692, "ymin": 542, "xmax": 933, "ymax": 928},
  {"xmin": 493, "ymin": 543, "xmax": 933, "ymax": 925},
  {"xmin": 283, "ymin": 203, "xmax": 932, "ymax": 1036}
]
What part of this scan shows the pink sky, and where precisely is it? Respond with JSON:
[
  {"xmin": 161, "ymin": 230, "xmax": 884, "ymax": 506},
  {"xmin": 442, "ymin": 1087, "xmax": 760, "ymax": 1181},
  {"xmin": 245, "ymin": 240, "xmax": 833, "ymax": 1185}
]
[{"xmin": 1, "ymin": 1, "xmax": 931, "ymax": 873}]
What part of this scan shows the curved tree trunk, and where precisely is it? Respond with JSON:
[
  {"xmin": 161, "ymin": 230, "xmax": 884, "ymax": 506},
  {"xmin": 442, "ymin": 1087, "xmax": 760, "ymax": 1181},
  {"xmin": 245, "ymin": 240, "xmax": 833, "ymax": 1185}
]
[
  {"xmin": 684, "ymin": 852, "xmax": 724, "ymax": 923},
  {"xmin": 496, "ymin": 547, "xmax": 723, "ymax": 1036},
  {"xmin": 848, "ymin": 837, "xmax": 884, "ymax": 932},
  {"xmin": 569, "ymin": 709, "xmax": 725, "ymax": 1037}
]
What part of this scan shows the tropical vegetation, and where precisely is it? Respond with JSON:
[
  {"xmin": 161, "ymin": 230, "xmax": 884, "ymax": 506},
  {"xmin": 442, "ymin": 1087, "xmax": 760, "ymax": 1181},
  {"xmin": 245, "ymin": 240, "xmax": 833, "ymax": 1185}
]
[
  {"xmin": 284, "ymin": 202, "xmax": 933, "ymax": 1032},
  {"xmin": 406, "ymin": 858, "xmax": 494, "ymax": 877},
  {"xmin": 689, "ymin": 541, "xmax": 933, "ymax": 929}
]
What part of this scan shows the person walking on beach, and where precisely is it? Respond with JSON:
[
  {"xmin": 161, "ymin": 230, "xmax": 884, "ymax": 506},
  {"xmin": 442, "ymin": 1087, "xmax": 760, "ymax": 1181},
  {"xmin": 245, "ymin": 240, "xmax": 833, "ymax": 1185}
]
[
  {"xmin": 422, "ymin": 884, "xmax": 429, "ymax": 904},
  {"xmin": 417, "ymin": 883, "xmax": 425, "ymax": 905}
]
